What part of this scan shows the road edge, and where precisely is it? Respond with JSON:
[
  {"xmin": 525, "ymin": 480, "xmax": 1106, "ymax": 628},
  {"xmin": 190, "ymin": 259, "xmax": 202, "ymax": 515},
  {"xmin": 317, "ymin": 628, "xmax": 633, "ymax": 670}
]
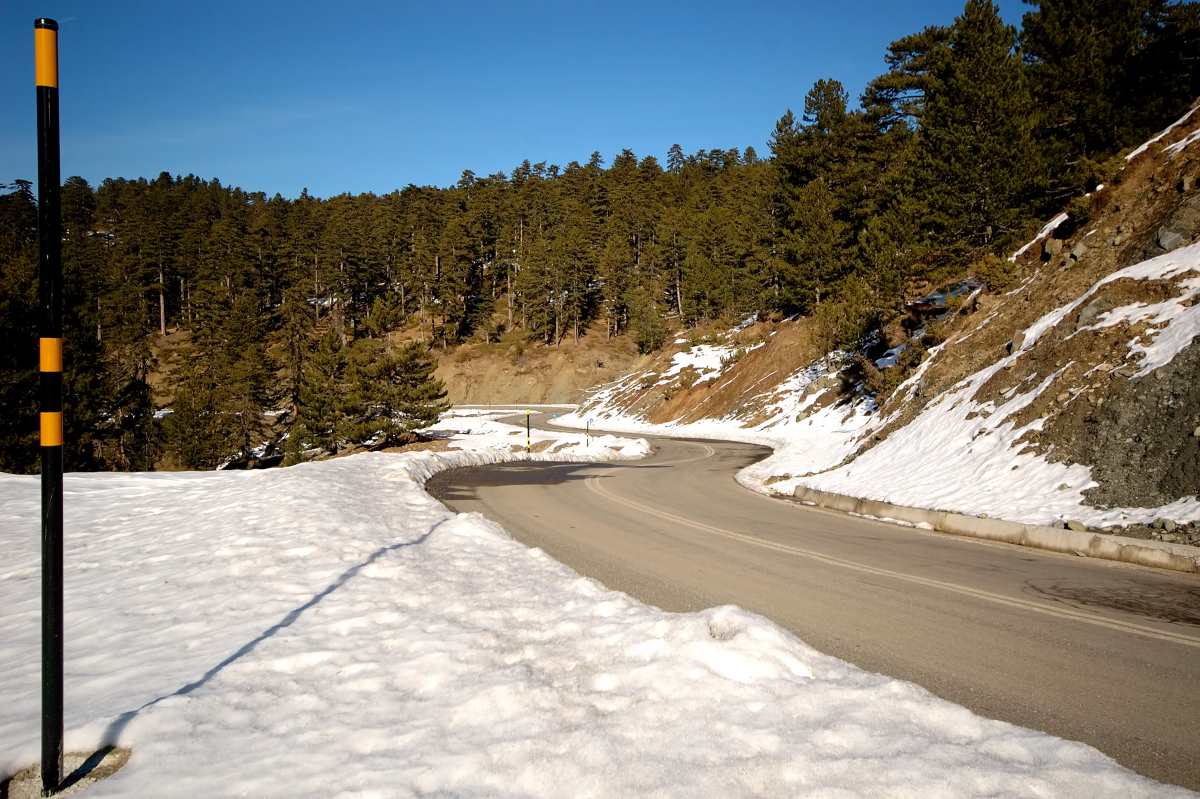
[{"xmin": 791, "ymin": 485, "xmax": 1200, "ymax": 574}]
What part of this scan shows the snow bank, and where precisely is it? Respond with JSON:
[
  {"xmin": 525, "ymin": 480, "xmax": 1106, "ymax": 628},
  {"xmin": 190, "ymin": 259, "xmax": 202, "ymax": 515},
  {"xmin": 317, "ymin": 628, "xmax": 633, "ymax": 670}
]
[
  {"xmin": 1, "ymin": 414, "xmax": 1189, "ymax": 797},
  {"xmin": 557, "ymin": 353, "xmax": 875, "ymax": 490},
  {"xmin": 564, "ymin": 243, "xmax": 1200, "ymax": 528}
]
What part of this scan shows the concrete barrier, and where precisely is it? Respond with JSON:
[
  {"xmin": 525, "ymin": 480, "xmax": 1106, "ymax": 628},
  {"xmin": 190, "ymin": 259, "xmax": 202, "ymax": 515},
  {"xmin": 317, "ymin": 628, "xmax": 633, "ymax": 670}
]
[{"xmin": 791, "ymin": 485, "xmax": 1200, "ymax": 574}]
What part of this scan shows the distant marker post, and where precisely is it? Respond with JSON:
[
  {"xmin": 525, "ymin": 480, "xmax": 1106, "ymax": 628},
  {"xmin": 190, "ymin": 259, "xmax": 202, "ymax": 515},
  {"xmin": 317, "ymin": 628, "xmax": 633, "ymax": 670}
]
[
  {"xmin": 35, "ymin": 16, "xmax": 64, "ymax": 796},
  {"xmin": 526, "ymin": 411, "xmax": 531, "ymax": 455}
]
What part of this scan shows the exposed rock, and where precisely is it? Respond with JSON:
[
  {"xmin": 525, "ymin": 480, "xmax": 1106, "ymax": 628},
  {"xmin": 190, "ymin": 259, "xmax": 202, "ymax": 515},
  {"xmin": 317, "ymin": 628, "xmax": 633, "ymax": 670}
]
[
  {"xmin": 1061, "ymin": 519, "xmax": 1088, "ymax": 532},
  {"xmin": 1157, "ymin": 228, "xmax": 1185, "ymax": 251},
  {"xmin": 1075, "ymin": 296, "xmax": 1107, "ymax": 330},
  {"xmin": 1057, "ymin": 341, "xmax": 1200, "ymax": 509},
  {"xmin": 1182, "ymin": 175, "xmax": 1195, "ymax": 193},
  {"xmin": 1044, "ymin": 238, "xmax": 1064, "ymax": 257},
  {"xmin": 1069, "ymin": 242, "xmax": 1088, "ymax": 261},
  {"xmin": 1056, "ymin": 391, "xmax": 1070, "ymax": 403},
  {"xmin": 1152, "ymin": 518, "xmax": 1178, "ymax": 532}
]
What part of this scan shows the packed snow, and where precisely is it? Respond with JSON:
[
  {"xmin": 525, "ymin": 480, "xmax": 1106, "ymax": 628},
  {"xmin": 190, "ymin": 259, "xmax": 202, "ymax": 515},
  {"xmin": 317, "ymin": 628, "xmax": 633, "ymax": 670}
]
[
  {"xmin": 562, "ymin": 243, "xmax": 1200, "ymax": 529},
  {"xmin": 1008, "ymin": 212, "xmax": 1068, "ymax": 262},
  {"xmin": 1125, "ymin": 105, "xmax": 1198, "ymax": 161},
  {"xmin": 657, "ymin": 343, "xmax": 756, "ymax": 386},
  {"xmin": 0, "ymin": 410, "xmax": 1189, "ymax": 797}
]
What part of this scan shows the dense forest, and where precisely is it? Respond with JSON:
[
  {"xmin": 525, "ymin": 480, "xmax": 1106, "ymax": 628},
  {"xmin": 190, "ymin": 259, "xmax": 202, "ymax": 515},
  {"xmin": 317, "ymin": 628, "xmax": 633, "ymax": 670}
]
[{"xmin": 2, "ymin": 0, "xmax": 1198, "ymax": 473}]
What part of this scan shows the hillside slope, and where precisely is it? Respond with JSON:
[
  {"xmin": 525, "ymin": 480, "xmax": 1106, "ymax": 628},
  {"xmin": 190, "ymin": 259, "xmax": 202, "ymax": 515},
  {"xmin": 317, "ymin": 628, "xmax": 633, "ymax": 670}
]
[{"xmin": 560, "ymin": 104, "xmax": 1200, "ymax": 544}]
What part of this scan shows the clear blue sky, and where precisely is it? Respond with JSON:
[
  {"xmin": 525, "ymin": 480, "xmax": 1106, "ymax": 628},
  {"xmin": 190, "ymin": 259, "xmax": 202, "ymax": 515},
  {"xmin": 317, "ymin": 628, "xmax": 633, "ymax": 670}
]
[{"xmin": 2, "ymin": 1, "xmax": 1025, "ymax": 198}]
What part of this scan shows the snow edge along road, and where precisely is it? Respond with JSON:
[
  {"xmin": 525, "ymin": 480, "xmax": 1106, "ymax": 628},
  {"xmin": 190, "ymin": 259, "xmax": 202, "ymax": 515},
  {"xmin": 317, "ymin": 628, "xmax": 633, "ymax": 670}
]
[{"xmin": 548, "ymin": 411, "xmax": 1200, "ymax": 575}]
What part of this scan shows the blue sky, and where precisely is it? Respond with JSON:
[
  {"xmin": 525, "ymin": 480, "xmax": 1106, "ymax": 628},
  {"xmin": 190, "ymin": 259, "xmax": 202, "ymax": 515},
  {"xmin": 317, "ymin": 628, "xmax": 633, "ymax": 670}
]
[{"xmin": 1, "ymin": 1, "xmax": 1025, "ymax": 198}]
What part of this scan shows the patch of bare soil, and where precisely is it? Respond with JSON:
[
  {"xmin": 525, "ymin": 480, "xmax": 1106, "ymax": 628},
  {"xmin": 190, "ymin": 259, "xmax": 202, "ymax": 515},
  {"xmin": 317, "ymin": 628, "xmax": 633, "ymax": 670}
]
[
  {"xmin": 434, "ymin": 324, "xmax": 642, "ymax": 405},
  {"xmin": 2, "ymin": 747, "xmax": 130, "ymax": 798}
]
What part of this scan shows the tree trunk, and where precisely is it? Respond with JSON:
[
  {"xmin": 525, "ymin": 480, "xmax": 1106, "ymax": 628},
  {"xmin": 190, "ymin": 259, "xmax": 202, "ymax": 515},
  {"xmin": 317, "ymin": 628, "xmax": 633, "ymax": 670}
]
[{"xmin": 158, "ymin": 264, "xmax": 167, "ymax": 336}]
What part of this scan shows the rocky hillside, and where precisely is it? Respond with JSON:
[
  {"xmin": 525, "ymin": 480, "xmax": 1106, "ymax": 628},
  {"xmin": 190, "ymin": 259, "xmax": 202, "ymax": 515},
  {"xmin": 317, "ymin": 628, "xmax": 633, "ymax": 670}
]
[{"xmin": 561, "ymin": 104, "xmax": 1200, "ymax": 545}]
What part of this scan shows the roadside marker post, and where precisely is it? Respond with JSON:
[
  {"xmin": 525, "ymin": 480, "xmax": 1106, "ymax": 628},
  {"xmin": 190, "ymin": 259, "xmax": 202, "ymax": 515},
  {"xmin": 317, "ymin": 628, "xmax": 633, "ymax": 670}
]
[
  {"xmin": 35, "ymin": 16, "xmax": 65, "ymax": 796},
  {"xmin": 526, "ymin": 411, "xmax": 531, "ymax": 455}
]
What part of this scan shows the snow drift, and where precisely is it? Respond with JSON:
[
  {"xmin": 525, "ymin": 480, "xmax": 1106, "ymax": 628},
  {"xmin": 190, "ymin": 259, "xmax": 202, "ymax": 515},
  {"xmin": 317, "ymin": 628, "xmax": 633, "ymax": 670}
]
[{"xmin": 0, "ymin": 411, "xmax": 1187, "ymax": 797}]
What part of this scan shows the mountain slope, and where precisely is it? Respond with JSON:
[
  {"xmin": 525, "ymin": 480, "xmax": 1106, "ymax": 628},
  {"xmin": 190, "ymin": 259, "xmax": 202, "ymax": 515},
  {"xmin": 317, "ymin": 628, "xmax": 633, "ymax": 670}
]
[{"xmin": 560, "ymin": 104, "xmax": 1200, "ymax": 543}]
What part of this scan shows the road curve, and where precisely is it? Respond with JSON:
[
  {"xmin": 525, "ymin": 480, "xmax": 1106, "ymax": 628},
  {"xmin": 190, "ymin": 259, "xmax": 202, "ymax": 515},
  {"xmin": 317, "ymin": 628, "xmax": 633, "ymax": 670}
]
[{"xmin": 427, "ymin": 414, "xmax": 1200, "ymax": 791}]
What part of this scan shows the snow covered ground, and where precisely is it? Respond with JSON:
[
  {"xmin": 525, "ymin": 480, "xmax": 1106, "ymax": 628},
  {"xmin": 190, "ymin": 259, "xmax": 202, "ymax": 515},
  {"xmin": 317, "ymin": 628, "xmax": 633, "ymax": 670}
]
[
  {"xmin": 1, "ymin": 409, "xmax": 1190, "ymax": 796},
  {"xmin": 558, "ymin": 242, "xmax": 1200, "ymax": 529}
]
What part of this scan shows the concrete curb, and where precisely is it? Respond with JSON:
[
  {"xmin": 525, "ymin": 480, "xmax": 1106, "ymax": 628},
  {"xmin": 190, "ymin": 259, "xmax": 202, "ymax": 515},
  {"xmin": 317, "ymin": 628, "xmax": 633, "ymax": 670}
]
[{"xmin": 791, "ymin": 485, "xmax": 1200, "ymax": 574}]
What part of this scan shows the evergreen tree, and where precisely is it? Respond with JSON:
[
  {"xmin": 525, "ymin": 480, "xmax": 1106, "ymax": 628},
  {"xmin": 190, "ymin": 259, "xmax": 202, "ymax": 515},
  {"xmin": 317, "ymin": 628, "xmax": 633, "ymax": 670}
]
[
  {"xmin": 345, "ymin": 340, "xmax": 449, "ymax": 447},
  {"xmin": 296, "ymin": 328, "xmax": 349, "ymax": 455},
  {"xmin": 1022, "ymin": 0, "xmax": 1200, "ymax": 194},
  {"xmin": 918, "ymin": 0, "xmax": 1040, "ymax": 248}
]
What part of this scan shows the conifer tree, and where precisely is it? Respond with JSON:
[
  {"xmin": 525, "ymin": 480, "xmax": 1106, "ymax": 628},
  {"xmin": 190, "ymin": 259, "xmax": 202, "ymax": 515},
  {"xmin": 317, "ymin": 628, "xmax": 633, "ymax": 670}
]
[
  {"xmin": 918, "ymin": 0, "xmax": 1040, "ymax": 249},
  {"xmin": 296, "ymin": 328, "xmax": 349, "ymax": 455},
  {"xmin": 345, "ymin": 339, "xmax": 448, "ymax": 447}
]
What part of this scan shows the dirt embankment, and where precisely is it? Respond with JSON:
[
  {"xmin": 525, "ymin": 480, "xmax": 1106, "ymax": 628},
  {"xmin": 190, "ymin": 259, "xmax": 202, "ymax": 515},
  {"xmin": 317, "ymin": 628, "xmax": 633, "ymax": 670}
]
[{"xmin": 434, "ymin": 331, "xmax": 643, "ymax": 405}]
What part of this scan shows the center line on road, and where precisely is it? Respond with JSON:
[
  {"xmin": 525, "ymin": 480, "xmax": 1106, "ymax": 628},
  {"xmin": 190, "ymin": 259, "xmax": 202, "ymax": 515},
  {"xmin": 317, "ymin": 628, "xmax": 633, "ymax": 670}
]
[{"xmin": 585, "ymin": 476, "xmax": 1200, "ymax": 649}]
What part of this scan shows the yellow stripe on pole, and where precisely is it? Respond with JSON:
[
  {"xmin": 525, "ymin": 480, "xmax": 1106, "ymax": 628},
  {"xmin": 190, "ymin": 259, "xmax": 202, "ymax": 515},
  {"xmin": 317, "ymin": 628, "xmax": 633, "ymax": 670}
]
[
  {"xmin": 35, "ymin": 27, "xmax": 57, "ymax": 88},
  {"xmin": 39, "ymin": 337, "xmax": 63, "ymax": 372},
  {"xmin": 40, "ymin": 412, "xmax": 63, "ymax": 447}
]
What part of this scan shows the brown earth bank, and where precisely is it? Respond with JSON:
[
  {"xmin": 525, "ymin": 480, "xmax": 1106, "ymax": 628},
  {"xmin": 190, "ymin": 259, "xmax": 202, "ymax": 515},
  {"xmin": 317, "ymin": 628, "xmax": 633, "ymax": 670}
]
[{"xmin": 432, "ymin": 328, "xmax": 642, "ymax": 405}]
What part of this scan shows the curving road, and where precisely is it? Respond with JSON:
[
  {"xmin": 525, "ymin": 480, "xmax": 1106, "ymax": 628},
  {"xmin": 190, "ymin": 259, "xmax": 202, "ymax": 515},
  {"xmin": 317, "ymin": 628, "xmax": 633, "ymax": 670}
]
[{"xmin": 428, "ymin": 414, "xmax": 1200, "ymax": 791}]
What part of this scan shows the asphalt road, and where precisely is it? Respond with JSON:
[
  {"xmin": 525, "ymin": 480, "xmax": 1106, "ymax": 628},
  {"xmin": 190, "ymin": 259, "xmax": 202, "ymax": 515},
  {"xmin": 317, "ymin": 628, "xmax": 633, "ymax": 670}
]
[{"xmin": 428, "ymin": 415, "xmax": 1200, "ymax": 791}]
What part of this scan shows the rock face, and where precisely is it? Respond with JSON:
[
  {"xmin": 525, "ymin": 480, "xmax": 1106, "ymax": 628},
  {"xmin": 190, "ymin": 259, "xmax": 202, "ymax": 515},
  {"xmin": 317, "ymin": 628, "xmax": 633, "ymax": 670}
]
[
  {"xmin": 1148, "ymin": 192, "xmax": 1200, "ymax": 256},
  {"xmin": 1044, "ymin": 237, "xmax": 1064, "ymax": 257},
  {"xmin": 1057, "ymin": 340, "xmax": 1200, "ymax": 509}
]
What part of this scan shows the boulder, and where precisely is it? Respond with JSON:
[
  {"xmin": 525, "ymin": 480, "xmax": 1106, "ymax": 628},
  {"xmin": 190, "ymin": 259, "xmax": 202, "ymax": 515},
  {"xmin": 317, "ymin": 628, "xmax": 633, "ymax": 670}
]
[
  {"xmin": 1075, "ymin": 296, "xmax": 1107, "ymax": 330},
  {"xmin": 1061, "ymin": 519, "xmax": 1088, "ymax": 532},
  {"xmin": 1157, "ymin": 228, "xmax": 1185, "ymax": 252},
  {"xmin": 1070, "ymin": 242, "xmax": 1088, "ymax": 261},
  {"xmin": 1044, "ymin": 238, "xmax": 1064, "ymax": 257}
]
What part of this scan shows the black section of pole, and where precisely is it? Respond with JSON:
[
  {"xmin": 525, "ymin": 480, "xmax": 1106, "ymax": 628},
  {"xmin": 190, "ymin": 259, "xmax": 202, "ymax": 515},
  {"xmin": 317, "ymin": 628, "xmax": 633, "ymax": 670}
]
[{"xmin": 36, "ymin": 17, "xmax": 63, "ymax": 797}]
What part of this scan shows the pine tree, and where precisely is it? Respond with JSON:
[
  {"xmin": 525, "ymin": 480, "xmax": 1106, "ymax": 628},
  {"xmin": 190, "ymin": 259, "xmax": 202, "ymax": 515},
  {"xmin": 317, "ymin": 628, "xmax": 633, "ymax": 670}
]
[
  {"xmin": 0, "ymin": 181, "xmax": 39, "ymax": 473},
  {"xmin": 1022, "ymin": 0, "xmax": 1200, "ymax": 194},
  {"xmin": 345, "ymin": 339, "xmax": 449, "ymax": 447},
  {"xmin": 918, "ymin": 0, "xmax": 1040, "ymax": 249},
  {"xmin": 296, "ymin": 328, "xmax": 349, "ymax": 455}
]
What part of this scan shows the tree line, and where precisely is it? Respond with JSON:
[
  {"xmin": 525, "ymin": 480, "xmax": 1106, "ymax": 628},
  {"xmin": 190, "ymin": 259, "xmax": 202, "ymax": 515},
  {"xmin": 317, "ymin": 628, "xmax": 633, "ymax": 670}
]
[{"xmin": 1, "ymin": 0, "xmax": 1196, "ymax": 473}]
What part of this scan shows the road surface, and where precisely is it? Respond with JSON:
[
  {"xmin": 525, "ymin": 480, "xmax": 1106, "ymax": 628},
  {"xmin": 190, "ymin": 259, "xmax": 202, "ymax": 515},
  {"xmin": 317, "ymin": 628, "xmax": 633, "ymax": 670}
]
[{"xmin": 428, "ymin": 415, "xmax": 1200, "ymax": 790}]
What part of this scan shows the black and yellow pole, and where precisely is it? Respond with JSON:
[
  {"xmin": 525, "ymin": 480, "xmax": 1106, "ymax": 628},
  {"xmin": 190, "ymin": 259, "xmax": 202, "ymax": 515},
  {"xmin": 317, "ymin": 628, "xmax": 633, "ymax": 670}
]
[{"xmin": 35, "ymin": 17, "xmax": 64, "ymax": 797}]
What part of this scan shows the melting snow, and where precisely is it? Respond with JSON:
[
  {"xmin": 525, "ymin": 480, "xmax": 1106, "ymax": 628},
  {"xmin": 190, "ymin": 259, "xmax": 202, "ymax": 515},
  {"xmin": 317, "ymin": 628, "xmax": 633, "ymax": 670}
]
[
  {"xmin": 1008, "ymin": 213, "xmax": 1069, "ymax": 262},
  {"xmin": 1, "ymin": 410, "xmax": 1184, "ymax": 796},
  {"xmin": 1126, "ymin": 106, "xmax": 1198, "ymax": 161}
]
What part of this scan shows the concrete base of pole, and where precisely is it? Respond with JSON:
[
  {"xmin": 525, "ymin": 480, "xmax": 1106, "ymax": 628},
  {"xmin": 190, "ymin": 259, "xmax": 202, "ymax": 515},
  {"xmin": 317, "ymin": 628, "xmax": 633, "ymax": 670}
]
[{"xmin": 1, "ymin": 747, "xmax": 129, "ymax": 798}]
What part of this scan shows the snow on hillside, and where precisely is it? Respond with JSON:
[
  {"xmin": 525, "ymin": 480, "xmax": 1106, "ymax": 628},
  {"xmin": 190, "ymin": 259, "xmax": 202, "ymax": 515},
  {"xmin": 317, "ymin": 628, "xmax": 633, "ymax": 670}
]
[
  {"xmin": 0, "ymin": 411, "xmax": 1187, "ymax": 797},
  {"xmin": 559, "ymin": 241, "xmax": 1200, "ymax": 528}
]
